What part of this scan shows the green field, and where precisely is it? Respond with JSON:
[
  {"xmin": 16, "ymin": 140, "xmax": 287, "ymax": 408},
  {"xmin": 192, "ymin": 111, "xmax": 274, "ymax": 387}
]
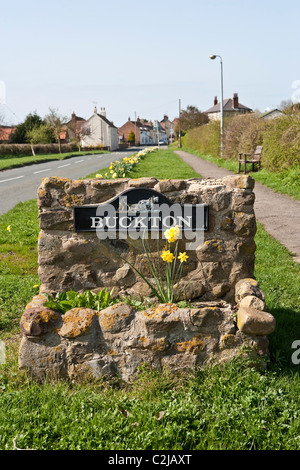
[{"xmin": 0, "ymin": 148, "xmax": 300, "ymax": 450}]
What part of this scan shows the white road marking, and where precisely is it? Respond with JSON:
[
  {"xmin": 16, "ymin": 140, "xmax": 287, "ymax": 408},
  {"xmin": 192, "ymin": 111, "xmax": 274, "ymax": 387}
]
[
  {"xmin": 74, "ymin": 160, "xmax": 84, "ymax": 163},
  {"xmin": 34, "ymin": 168, "xmax": 52, "ymax": 174},
  {"xmin": 0, "ymin": 175, "xmax": 25, "ymax": 183},
  {"xmin": 57, "ymin": 164, "xmax": 71, "ymax": 168}
]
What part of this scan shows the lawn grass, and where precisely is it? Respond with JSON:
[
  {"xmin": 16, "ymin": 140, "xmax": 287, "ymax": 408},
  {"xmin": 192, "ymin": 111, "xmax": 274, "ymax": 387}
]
[
  {"xmin": 86, "ymin": 148, "xmax": 201, "ymax": 180},
  {"xmin": 0, "ymin": 148, "xmax": 300, "ymax": 450},
  {"xmin": 180, "ymin": 145, "xmax": 300, "ymax": 200},
  {"xmin": 0, "ymin": 149, "xmax": 109, "ymax": 171}
]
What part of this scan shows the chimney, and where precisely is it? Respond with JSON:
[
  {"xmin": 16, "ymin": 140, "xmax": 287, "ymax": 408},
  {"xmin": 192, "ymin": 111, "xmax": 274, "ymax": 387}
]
[
  {"xmin": 100, "ymin": 107, "xmax": 106, "ymax": 117},
  {"xmin": 233, "ymin": 93, "xmax": 239, "ymax": 109},
  {"xmin": 214, "ymin": 96, "xmax": 218, "ymax": 106},
  {"xmin": 94, "ymin": 106, "xmax": 97, "ymax": 114}
]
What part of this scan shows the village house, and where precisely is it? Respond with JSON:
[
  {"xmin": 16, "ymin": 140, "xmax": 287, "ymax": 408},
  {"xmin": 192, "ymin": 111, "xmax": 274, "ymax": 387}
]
[
  {"xmin": 65, "ymin": 112, "xmax": 86, "ymax": 141},
  {"xmin": 118, "ymin": 117, "xmax": 154, "ymax": 146},
  {"xmin": 205, "ymin": 93, "xmax": 252, "ymax": 121},
  {"xmin": 81, "ymin": 107, "xmax": 119, "ymax": 151},
  {"xmin": 118, "ymin": 117, "xmax": 143, "ymax": 145},
  {"xmin": 153, "ymin": 120, "xmax": 168, "ymax": 144},
  {"xmin": 160, "ymin": 115, "xmax": 174, "ymax": 142},
  {"xmin": 259, "ymin": 108, "xmax": 284, "ymax": 120},
  {"xmin": 0, "ymin": 125, "xmax": 16, "ymax": 143}
]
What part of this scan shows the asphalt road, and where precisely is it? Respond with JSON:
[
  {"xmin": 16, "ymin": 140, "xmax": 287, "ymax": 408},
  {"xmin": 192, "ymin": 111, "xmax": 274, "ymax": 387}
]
[{"xmin": 0, "ymin": 148, "xmax": 139, "ymax": 215}]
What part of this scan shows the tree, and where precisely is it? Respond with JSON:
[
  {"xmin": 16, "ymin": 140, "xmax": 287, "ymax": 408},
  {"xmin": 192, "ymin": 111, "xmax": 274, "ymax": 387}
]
[
  {"xmin": 26, "ymin": 124, "xmax": 55, "ymax": 155},
  {"xmin": 128, "ymin": 130, "xmax": 135, "ymax": 144},
  {"xmin": 44, "ymin": 107, "xmax": 67, "ymax": 153},
  {"xmin": 179, "ymin": 105, "xmax": 209, "ymax": 135},
  {"xmin": 9, "ymin": 112, "xmax": 43, "ymax": 143},
  {"xmin": 67, "ymin": 118, "xmax": 87, "ymax": 151}
]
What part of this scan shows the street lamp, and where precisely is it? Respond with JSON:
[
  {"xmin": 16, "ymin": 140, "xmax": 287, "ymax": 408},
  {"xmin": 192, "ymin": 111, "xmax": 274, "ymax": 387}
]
[{"xmin": 210, "ymin": 54, "xmax": 224, "ymax": 156}]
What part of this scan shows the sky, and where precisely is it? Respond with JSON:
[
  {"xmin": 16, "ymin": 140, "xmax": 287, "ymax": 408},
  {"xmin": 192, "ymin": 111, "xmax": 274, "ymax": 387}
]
[{"xmin": 0, "ymin": 0, "xmax": 300, "ymax": 127}]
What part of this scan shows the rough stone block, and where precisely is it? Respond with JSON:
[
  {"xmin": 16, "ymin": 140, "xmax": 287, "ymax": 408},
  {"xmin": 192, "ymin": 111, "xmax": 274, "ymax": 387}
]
[{"xmin": 237, "ymin": 306, "xmax": 276, "ymax": 336}]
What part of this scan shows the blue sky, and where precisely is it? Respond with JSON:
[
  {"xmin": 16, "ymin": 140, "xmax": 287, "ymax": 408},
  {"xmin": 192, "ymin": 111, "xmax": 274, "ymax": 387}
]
[{"xmin": 0, "ymin": 0, "xmax": 299, "ymax": 126}]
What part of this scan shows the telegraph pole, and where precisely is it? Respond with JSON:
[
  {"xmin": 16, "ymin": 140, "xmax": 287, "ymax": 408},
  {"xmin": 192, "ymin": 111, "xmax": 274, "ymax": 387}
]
[{"xmin": 178, "ymin": 99, "xmax": 181, "ymax": 148}]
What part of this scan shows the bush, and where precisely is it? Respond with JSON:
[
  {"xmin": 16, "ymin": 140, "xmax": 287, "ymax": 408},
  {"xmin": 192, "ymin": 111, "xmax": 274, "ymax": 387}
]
[
  {"xmin": 183, "ymin": 110, "xmax": 300, "ymax": 172},
  {"xmin": 0, "ymin": 142, "xmax": 78, "ymax": 156},
  {"xmin": 223, "ymin": 113, "xmax": 268, "ymax": 160},
  {"xmin": 261, "ymin": 113, "xmax": 300, "ymax": 171},
  {"xmin": 182, "ymin": 120, "xmax": 220, "ymax": 158}
]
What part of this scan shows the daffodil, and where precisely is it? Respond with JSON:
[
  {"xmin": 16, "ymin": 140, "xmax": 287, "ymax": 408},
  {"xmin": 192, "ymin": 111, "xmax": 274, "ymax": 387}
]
[
  {"xmin": 178, "ymin": 252, "xmax": 189, "ymax": 263},
  {"xmin": 6, "ymin": 225, "xmax": 11, "ymax": 232},
  {"xmin": 161, "ymin": 250, "xmax": 175, "ymax": 263},
  {"xmin": 112, "ymin": 173, "xmax": 117, "ymax": 178},
  {"xmin": 164, "ymin": 225, "xmax": 180, "ymax": 243},
  {"xmin": 96, "ymin": 174, "xmax": 103, "ymax": 178}
]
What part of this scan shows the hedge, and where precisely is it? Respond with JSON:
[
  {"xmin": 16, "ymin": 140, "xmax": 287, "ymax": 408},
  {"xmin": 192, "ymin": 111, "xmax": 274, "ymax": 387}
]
[{"xmin": 182, "ymin": 111, "xmax": 300, "ymax": 172}]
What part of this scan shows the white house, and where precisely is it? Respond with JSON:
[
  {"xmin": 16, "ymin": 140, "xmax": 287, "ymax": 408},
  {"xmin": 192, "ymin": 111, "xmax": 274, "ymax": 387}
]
[
  {"xmin": 140, "ymin": 125, "xmax": 153, "ymax": 145},
  {"xmin": 81, "ymin": 107, "xmax": 119, "ymax": 151},
  {"xmin": 260, "ymin": 108, "xmax": 284, "ymax": 120},
  {"xmin": 152, "ymin": 120, "xmax": 168, "ymax": 144}
]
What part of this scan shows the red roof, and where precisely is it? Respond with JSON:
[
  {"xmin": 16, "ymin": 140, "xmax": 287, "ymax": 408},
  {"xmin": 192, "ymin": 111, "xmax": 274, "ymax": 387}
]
[{"xmin": 0, "ymin": 126, "xmax": 16, "ymax": 141}]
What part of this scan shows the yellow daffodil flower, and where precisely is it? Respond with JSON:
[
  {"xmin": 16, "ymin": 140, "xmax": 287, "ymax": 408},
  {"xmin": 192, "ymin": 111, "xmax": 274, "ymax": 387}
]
[
  {"xmin": 178, "ymin": 252, "xmax": 189, "ymax": 263},
  {"xmin": 7, "ymin": 225, "xmax": 11, "ymax": 232},
  {"xmin": 96, "ymin": 174, "xmax": 103, "ymax": 178},
  {"xmin": 164, "ymin": 225, "xmax": 180, "ymax": 243},
  {"xmin": 161, "ymin": 250, "xmax": 175, "ymax": 263}
]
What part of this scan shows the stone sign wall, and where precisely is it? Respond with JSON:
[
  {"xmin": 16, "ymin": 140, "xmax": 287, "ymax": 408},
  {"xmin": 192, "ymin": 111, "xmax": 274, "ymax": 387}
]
[
  {"xmin": 37, "ymin": 174, "xmax": 257, "ymax": 303},
  {"xmin": 18, "ymin": 174, "xmax": 276, "ymax": 381}
]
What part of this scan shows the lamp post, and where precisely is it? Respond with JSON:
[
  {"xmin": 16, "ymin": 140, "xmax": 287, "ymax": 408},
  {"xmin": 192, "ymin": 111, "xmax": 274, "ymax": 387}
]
[{"xmin": 210, "ymin": 54, "xmax": 224, "ymax": 156}]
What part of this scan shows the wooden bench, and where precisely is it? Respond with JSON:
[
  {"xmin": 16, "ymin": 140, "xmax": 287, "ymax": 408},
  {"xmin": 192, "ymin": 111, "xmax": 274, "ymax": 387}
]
[{"xmin": 238, "ymin": 146, "xmax": 262, "ymax": 174}]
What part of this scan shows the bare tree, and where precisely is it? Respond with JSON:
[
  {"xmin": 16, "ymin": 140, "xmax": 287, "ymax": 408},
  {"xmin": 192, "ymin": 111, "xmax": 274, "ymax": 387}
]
[
  {"xmin": 44, "ymin": 107, "xmax": 67, "ymax": 153},
  {"xmin": 67, "ymin": 117, "xmax": 88, "ymax": 151}
]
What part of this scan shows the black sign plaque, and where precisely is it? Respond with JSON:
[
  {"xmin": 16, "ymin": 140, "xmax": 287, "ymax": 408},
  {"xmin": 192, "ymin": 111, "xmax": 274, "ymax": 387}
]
[{"xmin": 73, "ymin": 187, "xmax": 209, "ymax": 233}]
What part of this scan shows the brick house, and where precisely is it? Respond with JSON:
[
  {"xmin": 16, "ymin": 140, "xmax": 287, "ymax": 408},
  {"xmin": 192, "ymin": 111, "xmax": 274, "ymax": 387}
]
[
  {"xmin": 65, "ymin": 112, "xmax": 86, "ymax": 142},
  {"xmin": 0, "ymin": 125, "xmax": 16, "ymax": 143},
  {"xmin": 205, "ymin": 93, "xmax": 252, "ymax": 121},
  {"xmin": 160, "ymin": 114, "xmax": 174, "ymax": 141},
  {"xmin": 118, "ymin": 117, "xmax": 142, "ymax": 145}
]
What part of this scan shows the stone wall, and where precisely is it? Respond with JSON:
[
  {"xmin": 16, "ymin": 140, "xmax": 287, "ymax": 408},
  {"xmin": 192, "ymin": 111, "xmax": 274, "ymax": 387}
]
[
  {"xmin": 18, "ymin": 175, "xmax": 277, "ymax": 381},
  {"xmin": 18, "ymin": 278, "xmax": 275, "ymax": 381},
  {"xmin": 37, "ymin": 174, "xmax": 257, "ymax": 303}
]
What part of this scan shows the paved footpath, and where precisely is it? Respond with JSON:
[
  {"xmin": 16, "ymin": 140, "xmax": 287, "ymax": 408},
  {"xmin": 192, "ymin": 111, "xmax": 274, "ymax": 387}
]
[{"xmin": 175, "ymin": 150, "xmax": 300, "ymax": 264}]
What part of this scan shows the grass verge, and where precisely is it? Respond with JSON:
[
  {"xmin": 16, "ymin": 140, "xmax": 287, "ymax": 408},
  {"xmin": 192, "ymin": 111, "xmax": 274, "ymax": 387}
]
[
  {"xmin": 86, "ymin": 148, "xmax": 201, "ymax": 180},
  {"xmin": 0, "ymin": 150, "xmax": 109, "ymax": 172},
  {"xmin": 180, "ymin": 146, "xmax": 300, "ymax": 200},
  {"xmin": 0, "ymin": 148, "xmax": 299, "ymax": 450}
]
